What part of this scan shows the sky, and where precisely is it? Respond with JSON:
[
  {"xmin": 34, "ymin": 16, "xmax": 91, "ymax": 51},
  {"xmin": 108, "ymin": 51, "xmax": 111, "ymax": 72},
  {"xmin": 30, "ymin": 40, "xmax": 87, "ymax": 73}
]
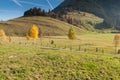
[{"xmin": 0, "ymin": 0, "xmax": 64, "ymax": 21}]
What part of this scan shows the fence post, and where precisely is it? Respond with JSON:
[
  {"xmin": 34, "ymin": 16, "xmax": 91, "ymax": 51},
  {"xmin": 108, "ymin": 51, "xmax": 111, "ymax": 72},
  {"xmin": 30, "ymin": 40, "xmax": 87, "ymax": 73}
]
[
  {"xmin": 41, "ymin": 43, "xmax": 42, "ymax": 46},
  {"xmin": 47, "ymin": 43, "xmax": 49, "ymax": 47},
  {"xmin": 96, "ymin": 47, "xmax": 98, "ymax": 52},
  {"xmin": 102, "ymin": 49, "xmax": 104, "ymax": 53},
  {"xmin": 118, "ymin": 49, "xmax": 120, "ymax": 54},
  {"xmin": 64, "ymin": 45, "xmax": 66, "ymax": 49},
  {"xmin": 70, "ymin": 46, "xmax": 72, "ymax": 51},
  {"xmin": 54, "ymin": 44, "xmax": 56, "ymax": 48},
  {"xmin": 84, "ymin": 48, "xmax": 87, "ymax": 52},
  {"xmin": 19, "ymin": 42, "xmax": 22, "ymax": 45},
  {"xmin": 79, "ymin": 45, "xmax": 81, "ymax": 51}
]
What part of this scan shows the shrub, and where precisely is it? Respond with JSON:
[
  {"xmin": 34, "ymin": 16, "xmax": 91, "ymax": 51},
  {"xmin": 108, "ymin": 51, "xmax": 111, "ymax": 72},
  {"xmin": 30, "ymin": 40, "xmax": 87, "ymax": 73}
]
[{"xmin": 26, "ymin": 35, "xmax": 30, "ymax": 41}]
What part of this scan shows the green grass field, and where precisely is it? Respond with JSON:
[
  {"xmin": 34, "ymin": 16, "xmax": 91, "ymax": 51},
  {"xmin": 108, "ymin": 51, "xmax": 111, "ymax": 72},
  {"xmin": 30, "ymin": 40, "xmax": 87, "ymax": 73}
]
[{"xmin": 0, "ymin": 33, "xmax": 120, "ymax": 80}]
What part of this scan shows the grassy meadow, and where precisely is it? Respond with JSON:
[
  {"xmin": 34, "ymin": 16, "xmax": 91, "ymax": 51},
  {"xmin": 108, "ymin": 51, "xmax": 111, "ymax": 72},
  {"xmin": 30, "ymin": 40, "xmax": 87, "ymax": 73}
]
[{"xmin": 0, "ymin": 33, "xmax": 120, "ymax": 80}]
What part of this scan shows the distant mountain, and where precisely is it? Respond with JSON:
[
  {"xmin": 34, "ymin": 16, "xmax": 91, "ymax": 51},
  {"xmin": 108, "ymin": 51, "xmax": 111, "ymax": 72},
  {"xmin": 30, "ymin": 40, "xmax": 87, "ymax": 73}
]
[{"xmin": 53, "ymin": 0, "xmax": 120, "ymax": 29}]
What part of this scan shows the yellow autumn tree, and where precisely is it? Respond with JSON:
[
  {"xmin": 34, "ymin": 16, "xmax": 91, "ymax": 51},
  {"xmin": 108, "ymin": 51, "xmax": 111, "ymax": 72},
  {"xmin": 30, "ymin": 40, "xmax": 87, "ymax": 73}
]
[
  {"xmin": 0, "ymin": 29, "xmax": 6, "ymax": 40},
  {"xmin": 30, "ymin": 24, "xmax": 39, "ymax": 39},
  {"xmin": 68, "ymin": 27, "xmax": 76, "ymax": 50},
  {"xmin": 68, "ymin": 27, "xmax": 76, "ymax": 40},
  {"xmin": 114, "ymin": 34, "xmax": 120, "ymax": 53}
]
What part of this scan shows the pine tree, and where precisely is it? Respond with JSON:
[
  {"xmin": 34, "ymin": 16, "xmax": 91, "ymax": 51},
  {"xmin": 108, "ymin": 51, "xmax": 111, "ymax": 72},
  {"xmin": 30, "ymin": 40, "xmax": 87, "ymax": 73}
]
[{"xmin": 68, "ymin": 27, "xmax": 76, "ymax": 40}]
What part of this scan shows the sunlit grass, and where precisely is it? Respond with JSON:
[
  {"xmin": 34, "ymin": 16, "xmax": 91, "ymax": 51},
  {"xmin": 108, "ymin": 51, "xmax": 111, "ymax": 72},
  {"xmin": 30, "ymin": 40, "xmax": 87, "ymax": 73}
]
[{"xmin": 0, "ymin": 33, "xmax": 119, "ymax": 79}]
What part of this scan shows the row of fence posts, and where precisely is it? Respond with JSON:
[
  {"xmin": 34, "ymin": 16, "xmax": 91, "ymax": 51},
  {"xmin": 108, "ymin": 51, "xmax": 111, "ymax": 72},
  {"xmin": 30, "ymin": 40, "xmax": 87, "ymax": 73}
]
[
  {"xmin": 69, "ymin": 45, "xmax": 104, "ymax": 53},
  {"xmin": 41, "ymin": 42, "xmax": 105, "ymax": 53},
  {"xmin": 18, "ymin": 41, "xmax": 120, "ymax": 54},
  {"xmin": 18, "ymin": 41, "xmax": 106, "ymax": 53}
]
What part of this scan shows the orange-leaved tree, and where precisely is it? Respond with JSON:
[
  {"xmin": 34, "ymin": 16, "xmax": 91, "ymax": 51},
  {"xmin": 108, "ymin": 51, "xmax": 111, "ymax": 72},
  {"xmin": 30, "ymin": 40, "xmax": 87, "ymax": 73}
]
[
  {"xmin": 30, "ymin": 24, "xmax": 39, "ymax": 39},
  {"xmin": 114, "ymin": 34, "xmax": 120, "ymax": 53},
  {"xmin": 0, "ymin": 29, "xmax": 6, "ymax": 40}
]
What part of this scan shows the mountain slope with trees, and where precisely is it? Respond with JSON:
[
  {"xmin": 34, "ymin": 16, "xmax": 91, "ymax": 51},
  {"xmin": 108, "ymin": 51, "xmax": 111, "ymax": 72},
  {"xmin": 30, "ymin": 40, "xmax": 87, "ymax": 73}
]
[
  {"xmin": 53, "ymin": 0, "xmax": 120, "ymax": 30},
  {"xmin": 23, "ymin": 7, "xmax": 103, "ymax": 31}
]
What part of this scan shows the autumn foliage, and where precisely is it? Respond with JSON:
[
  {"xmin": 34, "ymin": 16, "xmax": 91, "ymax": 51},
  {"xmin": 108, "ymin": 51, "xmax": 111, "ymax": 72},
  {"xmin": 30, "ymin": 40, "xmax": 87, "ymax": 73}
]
[
  {"xmin": 0, "ymin": 29, "xmax": 6, "ymax": 40},
  {"xmin": 68, "ymin": 27, "xmax": 76, "ymax": 40},
  {"xmin": 30, "ymin": 25, "xmax": 39, "ymax": 39},
  {"xmin": 114, "ymin": 34, "xmax": 120, "ymax": 47}
]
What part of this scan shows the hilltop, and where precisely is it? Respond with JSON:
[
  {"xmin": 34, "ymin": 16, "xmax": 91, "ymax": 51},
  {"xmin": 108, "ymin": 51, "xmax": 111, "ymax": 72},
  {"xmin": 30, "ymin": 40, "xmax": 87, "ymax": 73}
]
[{"xmin": 0, "ymin": 16, "xmax": 83, "ymax": 36}]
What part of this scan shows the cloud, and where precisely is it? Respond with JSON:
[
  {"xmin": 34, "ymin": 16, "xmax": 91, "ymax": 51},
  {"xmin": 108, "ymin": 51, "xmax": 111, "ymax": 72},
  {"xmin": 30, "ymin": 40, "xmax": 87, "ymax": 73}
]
[
  {"xmin": 11, "ymin": 0, "xmax": 23, "ymax": 7},
  {"xmin": 45, "ymin": 0, "xmax": 54, "ymax": 9},
  {"xmin": 19, "ymin": 1, "xmax": 45, "ymax": 7}
]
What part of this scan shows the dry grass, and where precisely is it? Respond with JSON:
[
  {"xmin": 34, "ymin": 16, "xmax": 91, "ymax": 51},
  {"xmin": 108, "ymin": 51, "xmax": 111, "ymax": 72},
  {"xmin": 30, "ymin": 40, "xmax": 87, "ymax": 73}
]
[{"xmin": 0, "ymin": 16, "xmax": 84, "ymax": 36}]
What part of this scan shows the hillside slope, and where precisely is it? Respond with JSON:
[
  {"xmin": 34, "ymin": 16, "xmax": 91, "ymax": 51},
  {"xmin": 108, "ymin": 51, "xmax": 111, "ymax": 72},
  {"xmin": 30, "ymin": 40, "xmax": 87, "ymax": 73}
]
[
  {"xmin": 0, "ymin": 16, "xmax": 84, "ymax": 36},
  {"xmin": 63, "ymin": 11, "xmax": 103, "ymax": 31},
  {"xmin": 54, "ymin": 0, "xmax": 120, "ymax": 29}
]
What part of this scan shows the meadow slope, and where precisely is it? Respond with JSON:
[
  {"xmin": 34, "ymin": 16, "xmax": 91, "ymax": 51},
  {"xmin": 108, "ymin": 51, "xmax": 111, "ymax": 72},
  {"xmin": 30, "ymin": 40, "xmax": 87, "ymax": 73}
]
[{"xmin": 0, "ymin": 16, "xmax": 84, "ymax": 36}]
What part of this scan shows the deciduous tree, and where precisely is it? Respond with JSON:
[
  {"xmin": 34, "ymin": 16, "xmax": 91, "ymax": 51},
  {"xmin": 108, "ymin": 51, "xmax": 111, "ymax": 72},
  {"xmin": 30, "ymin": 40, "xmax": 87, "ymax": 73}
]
[
  {"xmin": 30, "ymin": 24, "xmax": 39, "ymax": 39},
  {"xmin": 0, "ymin": 29, "xmax": 6, "ymax": 40},
  {"xmin": 114, "ymin": 34, "xmax": 120, "ymax": 53},
  {"xmin": 68, "ymin": 27, "xmax": 76, "ymax": 40}
]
